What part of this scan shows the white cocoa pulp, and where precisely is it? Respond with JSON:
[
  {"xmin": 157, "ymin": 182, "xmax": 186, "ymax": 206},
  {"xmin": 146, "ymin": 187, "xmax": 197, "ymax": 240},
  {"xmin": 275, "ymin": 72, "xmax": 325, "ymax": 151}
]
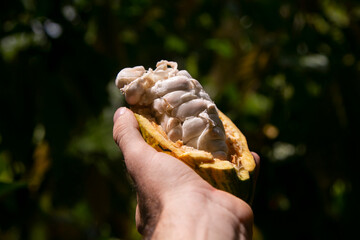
[{"xmin": 115, "ymin": 60, "xmax": 228, "ymax": 159}]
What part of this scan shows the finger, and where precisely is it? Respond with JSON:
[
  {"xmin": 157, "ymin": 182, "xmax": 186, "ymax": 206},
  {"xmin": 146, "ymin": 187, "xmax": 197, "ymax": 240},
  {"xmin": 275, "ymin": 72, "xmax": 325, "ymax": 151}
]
[
  {"xmin": 113, "ymin": 107, "xmax": 156, "ymax": 176},
  {"xmin": 251, "ymin": 152, "xmax": 260, "ymax": 182},
  {"xmin": 113, "ymin": 108, "xmax": 197, "ymax": 191},
  {"xmin": 249, "ymin": 152, "xmax": 260, "ymax": 205},
  {"xmin": 113, "ymin": 108, "xmax": 211, "ymax": 200}
]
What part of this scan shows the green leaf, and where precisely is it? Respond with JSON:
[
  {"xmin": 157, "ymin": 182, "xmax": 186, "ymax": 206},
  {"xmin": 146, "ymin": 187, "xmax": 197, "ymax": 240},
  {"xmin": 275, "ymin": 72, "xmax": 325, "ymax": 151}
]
[{"xmin": 205, "ymin": 38, "xmax": 234, "ymax": 58}]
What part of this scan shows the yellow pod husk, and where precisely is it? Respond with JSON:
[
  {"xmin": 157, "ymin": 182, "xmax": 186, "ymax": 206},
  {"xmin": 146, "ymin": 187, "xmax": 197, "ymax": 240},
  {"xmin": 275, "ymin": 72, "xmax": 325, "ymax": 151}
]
[{"xmin": 134, "ymin": 110, "xmax": 256, "ymax": 203}]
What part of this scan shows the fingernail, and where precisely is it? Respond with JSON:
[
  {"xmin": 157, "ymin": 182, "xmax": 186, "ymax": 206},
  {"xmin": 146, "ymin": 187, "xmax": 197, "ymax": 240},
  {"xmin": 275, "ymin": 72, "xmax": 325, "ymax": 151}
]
[
  {"xmin": 118, "ymin": 107, "xmax": 126, "ymax": 115},
  {"xmin": 114, "ymin": 107, "xmax": 126, "ymax": 122}
]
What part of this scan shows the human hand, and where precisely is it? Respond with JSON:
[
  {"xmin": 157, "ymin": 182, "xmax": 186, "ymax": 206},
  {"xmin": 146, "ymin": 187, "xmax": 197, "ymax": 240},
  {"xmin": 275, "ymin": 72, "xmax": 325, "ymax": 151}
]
[{"xmin": 113, "ymin": 107, "xmax": 260, "ymax": 240}]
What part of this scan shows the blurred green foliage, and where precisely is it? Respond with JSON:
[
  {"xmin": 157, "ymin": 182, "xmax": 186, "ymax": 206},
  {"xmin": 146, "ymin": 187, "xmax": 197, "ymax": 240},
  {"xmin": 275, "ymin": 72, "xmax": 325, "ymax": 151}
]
[{"xmin": 1, "ymin": 0, "xmax": 359, "ymax": 239}]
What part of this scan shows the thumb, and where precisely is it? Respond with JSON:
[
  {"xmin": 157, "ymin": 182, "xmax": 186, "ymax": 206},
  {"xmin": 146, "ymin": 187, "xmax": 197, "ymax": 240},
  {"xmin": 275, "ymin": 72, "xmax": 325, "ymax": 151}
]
[
  {"xmin": 113, "ymin": 107, "xmax": 156, "ymax": 175},
  {"xmin": 113, "ymin": 107, "xmax": 208, "ymax": 195}
]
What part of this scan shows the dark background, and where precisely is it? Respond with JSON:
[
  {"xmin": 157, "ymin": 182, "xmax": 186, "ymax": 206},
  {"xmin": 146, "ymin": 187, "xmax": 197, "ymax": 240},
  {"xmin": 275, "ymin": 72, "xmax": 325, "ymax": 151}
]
[{"xmin": 1, "ymin": 0, "xmax": 359, "ymax": 239}]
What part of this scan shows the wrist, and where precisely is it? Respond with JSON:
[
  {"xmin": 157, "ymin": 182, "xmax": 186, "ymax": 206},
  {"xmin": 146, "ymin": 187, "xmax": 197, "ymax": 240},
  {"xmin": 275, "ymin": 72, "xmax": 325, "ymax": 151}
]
[{"xmin": 152, "ymin": 189, "xmax": 253, "ymax": 240}]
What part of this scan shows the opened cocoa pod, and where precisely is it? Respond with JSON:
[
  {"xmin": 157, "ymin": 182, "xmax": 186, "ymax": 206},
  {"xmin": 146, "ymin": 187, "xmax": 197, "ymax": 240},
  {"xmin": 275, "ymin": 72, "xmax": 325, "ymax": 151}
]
[{"xmin": 115, "ymin": 60, "xmax": 256, "ymax": 203}]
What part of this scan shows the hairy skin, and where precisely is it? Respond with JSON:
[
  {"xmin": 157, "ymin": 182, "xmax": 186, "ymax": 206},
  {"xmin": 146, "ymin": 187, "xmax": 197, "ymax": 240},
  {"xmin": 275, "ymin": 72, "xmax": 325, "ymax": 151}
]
[{"xmin": 113, "ymin": 107, "xmax": 260, "ymax": 240}]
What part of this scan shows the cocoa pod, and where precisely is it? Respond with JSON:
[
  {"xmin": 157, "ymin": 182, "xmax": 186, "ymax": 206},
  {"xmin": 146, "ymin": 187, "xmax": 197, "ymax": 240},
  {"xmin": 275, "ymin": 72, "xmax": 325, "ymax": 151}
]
[{"xmin": 115, "ymin": 60, "xmax": 256, "ymax": 202}]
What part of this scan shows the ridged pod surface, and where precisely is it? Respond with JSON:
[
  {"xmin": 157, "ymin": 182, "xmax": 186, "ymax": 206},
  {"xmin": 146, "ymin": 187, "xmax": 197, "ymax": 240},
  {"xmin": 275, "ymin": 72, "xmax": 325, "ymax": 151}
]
[{"xmin": 115, "ymin": 60, "xmax": 256, "ymax": 202}]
